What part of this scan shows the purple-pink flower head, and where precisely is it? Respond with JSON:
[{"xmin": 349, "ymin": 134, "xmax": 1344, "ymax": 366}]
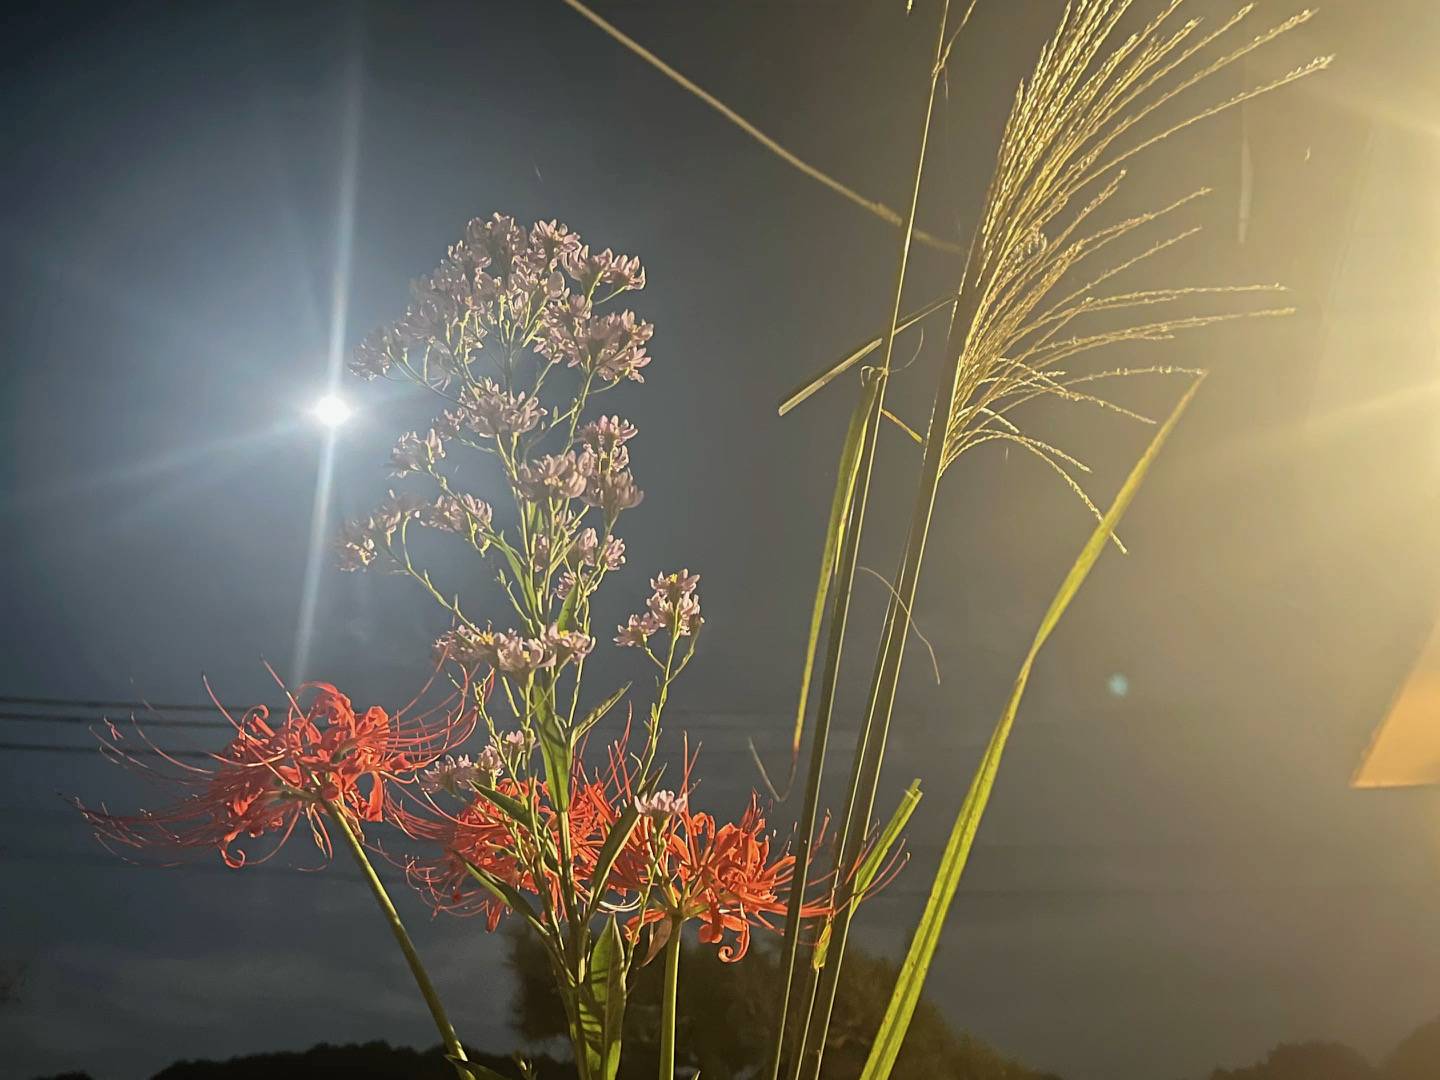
[
  {"xmin": 584, "ymin": 470, "xmax": 645, "ymax": 517},
  {"xmin": 461, "ymin": 379, "xmax": 545, "ymax": 438},
  {"xmin": 634, "ymin": 789, "xmax": 687, "ymax": 821},
  {"xmin": 433, "ymin": 625, "xmax": 562, "ymax": 677},
  {"xmin": 647, "ymin": 592, "xmax": 703, "ymax": 637},
  {"xmin": 434, "ymin": 626, "xmax": 503, "ymax": 669},
  {"xmin": 390, "ymin": 428, "xmax": 446, "ymax": 478},
  {"xmin": 493, "ymin": 631, "xmax": 554, "ymax": 676},
  {"xmin": 517, "ymin": 452, "xmax": 588, "ymax": 502},
  {"xmin": 472, "ymin": 213, "xmax": 529, "ymax": 280},
  {"xmin": 588, "ymin": 312, "xmax": 654, "ymax": 384},
  {"xmin": 335, "ymin": 519, "xmax": 379, "ymax": 572},
  {"xmin": 600, "ymin": 536, "xmax": 626, "ymax": 571},
  {"xmin": 474, "ymin": 743, "xmax": 505, "ymax": 778},
  {"xmin": 571, "ymin": 528, "xmax": 627, "ymax": 571},
  {"xmin": 545, "ymin": 307, "xmax": 653, "ymax": 385},
  {"xmin": 579, "ymin": 415, "xmax": 638, "ymax": 470},
  {"xmin": 642, "ymin": 570, "xmax": 703, "ymax": 637},
  {"xmin": 351, "ymin": 325, "xmax": 403, "ymax": 381},
  {"xmin": 651, "ymin": 570, "xmax": 701, "ymax": 602},
  {"xmin": 554, "ymin": 570, "xmax": 577, "ymax": 601},
  {"xmin": 502, "ymin": 729, "xmax": 536, "ymax": 754},
  {"xmin": 423, "ymin": 493, "xmax": 492, "ymax": 536},
  {"xmin": 530, "ymin": 220, "xmax": 583, "ymax": 271},
  {"xmin": 614, "ymin": 612, "xmax": 661, "ymax": 648},
  {"xmin": 543, "ymin": 625, "xmax": 596, "ymax": 667},
  {"xmin": 420, "ymin": 754, "xmax": 481, "ymax": 796},
  {"xmin": 580, "ymin": 415, "xmax": 639, "ymax": 451},
  {"xmin": 562, "ymin": 245, "xmax": 646, "ymax": 293},
  {"xmin": 367, "ymin": 490, "xmax": 428, "ymax": 542},
  {"xmin": 572, "ymin": 527, "xmax": 600, "ymax": 565}
]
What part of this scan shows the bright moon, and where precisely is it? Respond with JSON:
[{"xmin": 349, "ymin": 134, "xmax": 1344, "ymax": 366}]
[{"xmin": 310, "ymin": 393, "xmax": 353, "ymax": 428}]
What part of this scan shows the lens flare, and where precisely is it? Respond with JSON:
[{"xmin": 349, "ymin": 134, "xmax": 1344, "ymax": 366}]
[{"xmin": 310, "ymin": 394, "xmax": 353, "ymax": 428}]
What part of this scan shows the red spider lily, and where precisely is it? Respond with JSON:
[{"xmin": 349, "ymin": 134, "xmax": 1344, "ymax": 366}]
[
  {"xmin": 610, "ymin": 793, "xmax": 837, "ymax": 962},
  {"xmin": 74, "ymin": 672, "xmax": 477, "ymax": 868},
  {"xmin": 394, "ymin": 737, "xmax": 900, "ymax": 956},
  {"xmin": 396, "ymin": 773, "xmax": 618, "ymax": 928},
  {"xmin": 593, "ymin": 742, "xmax": 865, "ymax": 963}
]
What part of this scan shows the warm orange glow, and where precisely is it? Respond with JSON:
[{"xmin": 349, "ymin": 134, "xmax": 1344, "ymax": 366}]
[{"xmin": 1353, "ymin": 616, "xmax": 1440, "ymax": 788}]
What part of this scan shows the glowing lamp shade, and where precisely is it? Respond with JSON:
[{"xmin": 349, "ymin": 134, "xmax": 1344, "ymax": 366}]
[
  {"xmin": 1353, "ymin": 614, "xmax": 1440, "ymax": 788},
  {"xmin": 310, "ymin": 393, "xmax": 353, "ymax": 428}
]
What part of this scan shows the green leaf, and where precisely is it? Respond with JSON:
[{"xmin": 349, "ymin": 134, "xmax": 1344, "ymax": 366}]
[
  {"xmin": 811, "ymin": 779, "xmax": 921, "ymax": 971},
  {"xmin": 854, "ymin": 778, "xmax": 922, "ymax": 898},
  {"xmin": 461, "ymin": 860, "xmax": 546, "ymax": 937},
  {"xmin": 473, "ymin": 784, "xmax": 533, "ymax": 828},
  {"xmin": 532, "ymin": 691, "xmax": 572, "ymax": 812},
  {"xmin": 586, "ymin": 802, "xmax": 640, "ymax": 917},
  {"xmin": 493, "ymin": 532, "xmax": 540, "ymax": 614},
  {"xmin": 780, "ymin": 374, "xmax": 876, "ymax": 785},
  {"xmin": 577, "ymin": 918, "xmax": 627, "ymax": 1080},
  {"xmin": 575, "ymin": 683, "xmax": 631, "ymax": 744},
  {"xmin": 858, "ymin": 377, "xmax": 1202, "ymax": 1080}
]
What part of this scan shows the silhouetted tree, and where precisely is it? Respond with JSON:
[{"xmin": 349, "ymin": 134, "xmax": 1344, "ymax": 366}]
[
  {"xmin": 1383, "ymin": 1016, "xmax": 1440, "ymax": 1080},
  {"xmin": 508, "ymin": 927, "xmax": 1056, "ymax": 1079},
  {"xmin": 1208, "ymin": 1041, "xmax": 1376, "ymax": 1080},
  {"xmin": 145, "ymin": 1040, "xmax": 549, "ymax": 1079}
]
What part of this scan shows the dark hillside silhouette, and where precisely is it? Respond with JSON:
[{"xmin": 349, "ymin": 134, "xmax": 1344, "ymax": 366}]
[{"xmin": 508, "ymin": 930, "xmax": 1057, "ymax": 1080}]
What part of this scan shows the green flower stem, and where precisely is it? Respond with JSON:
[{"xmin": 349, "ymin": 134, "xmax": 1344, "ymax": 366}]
[
  {"xmin": 794, "ymin": 2, "xmax": 957, "ymax": 1076},
  {"xmin": 776, "ymin": 4, "xmax": 954, "ymax": 1079},
  {"xmin": 324, "ymin": 801, "xmax": 476, "ymax": 1080},
  {"xmin": 658, "ymin": 915, "xmax": 683, "ymax": 1080}
]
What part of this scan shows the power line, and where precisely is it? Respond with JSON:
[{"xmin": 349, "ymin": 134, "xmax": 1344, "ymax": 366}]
[
  {"xmin": 0, "ymin": 709, "xmax": 229, "ymax": 729},
  {"xmin": 0, "ymin": 693, "xmax": 800, "ymax": 718},
  {"xmin": 0, "ymin": 694, "xmax": 237, "ymax": 713},
  {"xmin": 0, "ymin": 741, "xmax": 214, "ymax": 759}
]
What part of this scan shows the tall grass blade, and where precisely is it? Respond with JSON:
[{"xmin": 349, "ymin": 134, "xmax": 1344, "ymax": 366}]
[
  {"xmin": 857, "ymin": 376, "xmax": 1202, "ymax": 1080},
  {"xmin": 771, "ymin": 1, "xmax": 957, "ymax": 1071},
  {"xmin": 755, "ymin": 380, "xmax": 873, "ymax": 802}
]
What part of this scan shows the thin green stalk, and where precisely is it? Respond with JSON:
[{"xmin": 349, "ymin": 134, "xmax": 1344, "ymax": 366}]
[
  {"xmin": 799, "ymin": 165, "xmax": 994, "ymax": 1080},
  {"xmin": 658, "ymin": 915, "xmax": 683, "ymax": 1080},
  {"xmin": 799, "ymin": 270, "xmax": 981, "ymax": 1080},
  {"xmin": 323, "ymin": 801, "xmax": 477, "ymax": 1080},
  {"xmin": 775, "ymin": 4, "xmax": 954, "ymax": 1078},
  {"xmin": 770, "ymin": 404, "xmax": 875, "ymax": 1080}
]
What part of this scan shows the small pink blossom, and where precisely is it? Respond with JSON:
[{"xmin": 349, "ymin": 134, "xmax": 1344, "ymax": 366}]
[{"xmin": 634, "ymin": 789, "xmax": 687, "ymax": 820}]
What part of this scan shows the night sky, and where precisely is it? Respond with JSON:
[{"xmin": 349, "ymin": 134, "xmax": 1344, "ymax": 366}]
[{"xmin": 3, "ymin": 2, "xmax": 1440, "ymax": 1078}]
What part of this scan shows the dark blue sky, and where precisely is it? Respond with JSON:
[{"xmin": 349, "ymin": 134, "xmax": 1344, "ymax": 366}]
[{"xmin": 3, "ymin": 2, "xmax": 1440, "ymax": 1078}]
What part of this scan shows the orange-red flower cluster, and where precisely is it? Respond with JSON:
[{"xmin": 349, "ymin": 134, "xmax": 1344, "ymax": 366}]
[
  {"xmin": 395, "ymin": 775, "xmax": 618, "ymax": 930},
  {"xmin": 399, "ymin": 746, "xmax": 839, "ymax": 962},
  {"xmin": 75, "ymin": 679, "xmax": 476, "ymax": 868},
  {"xmin": 611, "ymin": 793, "xmax": 830, "ymax": 962}
]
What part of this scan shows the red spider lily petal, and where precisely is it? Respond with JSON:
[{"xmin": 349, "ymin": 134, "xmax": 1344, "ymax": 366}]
[
  {"xmin": 608, "ymin": 786, "xmax": 837, "ymax": 963},
  {"xmin": 394, "ymin": 768, "xmax": 619, "ymax": 928},
  {"xmin": 395, "ymin": 783, "xmax": 532, "ymax": 929},
  {"xmin": 391, "ymin": 736, "xmax": 879, "ymax": 958},
  {"xmin": 74, "ymin": 673, "xmax": 477, "ymax": 868}
]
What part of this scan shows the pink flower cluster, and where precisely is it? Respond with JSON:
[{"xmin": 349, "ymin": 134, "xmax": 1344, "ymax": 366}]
[
  {"xmin": 349, "ymin": 214, "xmax": 651, "ymax": 388},
  {"xmin": 615, "ymin": 570, "xmax": 703, "ymax": 647},
  {"xmin": 436, "ymin": 624, "xmax": 596, "ymax": 675}
]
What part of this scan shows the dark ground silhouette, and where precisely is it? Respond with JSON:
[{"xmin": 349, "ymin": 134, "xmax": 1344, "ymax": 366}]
[{"xmin": 27, "ymin": 931, "xmax": 1440, "ymax": 1079}]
